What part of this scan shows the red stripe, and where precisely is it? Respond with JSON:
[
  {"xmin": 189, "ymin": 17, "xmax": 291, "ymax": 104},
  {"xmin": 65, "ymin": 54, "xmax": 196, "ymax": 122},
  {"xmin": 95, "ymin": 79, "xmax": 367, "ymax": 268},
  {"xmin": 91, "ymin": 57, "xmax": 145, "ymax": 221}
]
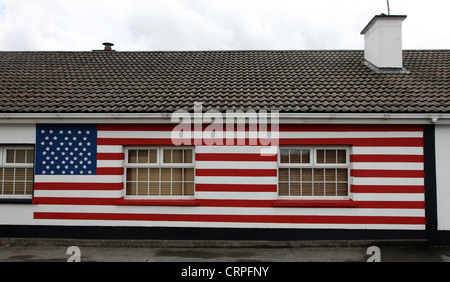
[
  {"xmin": 98, "ymin": 137, "xmax": 423, "ymax": 147},
  {"xmin": 97, "ymin": 167, "xmax": 124, "ymax": 175},
  {"xmin": 97, "ymin": 153, "xmax": 124, "ymax": 160},
  {"xmin": 350, "ymin": 154, "xmax": 424, "ymax": 162},
  {"xmin": 34, "ymin": 183, "xmax": 123, "ymax": 191},
  {"xmin": 31, "ymin": 197, "xmax": 425, "ymax": 209},
  {"xmin": 32, "ymin": 197, "xmax": 118, "ymax": 205},
  {"xmin": 356, "ymin": 201, "xmax": 425, "ymax": 209},
  {"xmin": 351, "ymin": 169, "xmax": 424, "ymax": 178},
  {"xmin": 351, "ymin": 185, "xmax": 425, "ymax": 193},
  {"xmin": 195, "ymin": 184, "xmax": 277, "ymax": 192},
  {"xmin": 280, "ymin": 138, "xmax": 423, "ymax": 147},
  {"xmin": 33, "ymin": 212, "xmax": 425, "ymax": 225},
  {"xmin": 98, "ymin": 124, "xmax": 423, "ymax": 132},
  {"xmin": 196, "ymin": 153, "xmax": 277, "ymax": 162},
  {"xmin": 196, "ymin": 169, "xmax": 277, "ymax": 177}
]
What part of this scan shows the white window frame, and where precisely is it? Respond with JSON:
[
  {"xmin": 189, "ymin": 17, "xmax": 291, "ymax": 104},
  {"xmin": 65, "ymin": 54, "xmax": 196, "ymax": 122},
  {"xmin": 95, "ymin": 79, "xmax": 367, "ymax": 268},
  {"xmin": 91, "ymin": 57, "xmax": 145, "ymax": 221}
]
[
  {"xmin": 124, "ymin": 146, "xmax": 195, "ymax": 200},
  {"xmin": 0, "ymin": 145, "xmax": 35, "ymax": 199},
  {"xmin": 278, "ymin": 146, "xmax": 351, "ymax": 200}
]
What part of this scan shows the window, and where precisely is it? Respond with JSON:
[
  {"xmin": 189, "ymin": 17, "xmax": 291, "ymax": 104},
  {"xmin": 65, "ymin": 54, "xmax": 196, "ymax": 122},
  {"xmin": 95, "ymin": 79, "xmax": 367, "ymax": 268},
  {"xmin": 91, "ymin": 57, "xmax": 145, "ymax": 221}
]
[
  {"xmin": 125, "ymin": 147, "xmax": 194, "ymax": 198},
  {"xmin": 278, "ymin": 147, "xmax": 349, "ymax": 198},
  {"xmin": 0, "ymin": 146, "xmax": 34, "ymax": 199}
]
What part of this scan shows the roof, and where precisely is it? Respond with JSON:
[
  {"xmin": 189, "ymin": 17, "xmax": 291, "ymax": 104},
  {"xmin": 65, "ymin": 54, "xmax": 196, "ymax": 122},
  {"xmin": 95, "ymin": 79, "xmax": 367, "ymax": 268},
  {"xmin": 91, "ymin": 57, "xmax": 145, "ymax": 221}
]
[{"xmin": 0, "ymin": 49, "xmax": 448, "ymax": 114}]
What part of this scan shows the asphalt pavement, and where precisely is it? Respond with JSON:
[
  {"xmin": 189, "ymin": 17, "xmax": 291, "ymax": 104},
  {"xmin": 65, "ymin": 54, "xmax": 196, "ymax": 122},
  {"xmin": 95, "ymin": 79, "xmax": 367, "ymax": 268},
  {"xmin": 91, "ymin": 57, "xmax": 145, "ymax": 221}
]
[{"xmin": 1, "ymin": 238, "xmax": 450, "ymax": 262}]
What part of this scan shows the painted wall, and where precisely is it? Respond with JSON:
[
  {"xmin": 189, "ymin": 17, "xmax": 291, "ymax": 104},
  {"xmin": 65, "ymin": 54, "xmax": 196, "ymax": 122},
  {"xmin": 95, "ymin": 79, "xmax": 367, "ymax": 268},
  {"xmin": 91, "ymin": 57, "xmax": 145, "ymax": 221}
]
[
  {"xmin": 435, "ymin": 125, "xmax": 450, "ymax": 230},
  {"xmin": 0, "ymin": 123, "xmax": 426, "ymax": 231}
]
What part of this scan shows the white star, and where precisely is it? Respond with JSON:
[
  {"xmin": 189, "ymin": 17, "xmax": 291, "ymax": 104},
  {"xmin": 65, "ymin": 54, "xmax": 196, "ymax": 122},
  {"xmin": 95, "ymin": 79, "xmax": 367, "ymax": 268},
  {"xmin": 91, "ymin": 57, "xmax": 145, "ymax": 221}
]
[
  {"xmin": 67, "ymin": 130, "xmax": 71, "ymax": 134},
  {"xmin": 59, "ymin": 130, "xmax": 64, "ymax": 134},
  {"xmin": 41, "ymin": 130, "xmax": 45, "ymax": 134},
  {"xmin": 86, "ymin": 130, "xmax": 90, "ymax": 134},
  {"xmin": 49, "ymin": 130, "xmax": 53, "ymax": 134},
  {"xmin": 78, "ymin": 130, "xmax": 82, "ymax": 134}
]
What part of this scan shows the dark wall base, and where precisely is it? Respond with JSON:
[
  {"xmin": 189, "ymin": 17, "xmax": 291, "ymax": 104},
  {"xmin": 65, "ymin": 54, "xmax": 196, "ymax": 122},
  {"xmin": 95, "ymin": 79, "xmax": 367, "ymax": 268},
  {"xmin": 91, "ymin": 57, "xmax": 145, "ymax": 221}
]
[{"xmin": 0, "ymin": 225, "xmax": 435, "ymax": 242}]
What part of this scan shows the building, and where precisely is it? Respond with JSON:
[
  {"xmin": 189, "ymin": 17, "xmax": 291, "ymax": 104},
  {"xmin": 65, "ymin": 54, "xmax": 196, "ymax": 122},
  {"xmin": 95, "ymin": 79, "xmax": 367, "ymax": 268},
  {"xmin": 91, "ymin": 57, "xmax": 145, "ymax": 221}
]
[{"xmin": 0, "ymin": 14, "xmax": 449, "ymax": 242}]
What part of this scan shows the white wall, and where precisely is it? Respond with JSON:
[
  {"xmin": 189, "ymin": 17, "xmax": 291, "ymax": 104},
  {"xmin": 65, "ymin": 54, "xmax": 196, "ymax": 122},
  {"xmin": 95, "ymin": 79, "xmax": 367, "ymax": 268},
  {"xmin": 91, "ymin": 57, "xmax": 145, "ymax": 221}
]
[
  {"xmin": 0, "ymin": 124, "xmax": 35, "ymax": 144},
  {"xmin": 435, "ymin": 125, "xmax": 450, "ymax": 230}
]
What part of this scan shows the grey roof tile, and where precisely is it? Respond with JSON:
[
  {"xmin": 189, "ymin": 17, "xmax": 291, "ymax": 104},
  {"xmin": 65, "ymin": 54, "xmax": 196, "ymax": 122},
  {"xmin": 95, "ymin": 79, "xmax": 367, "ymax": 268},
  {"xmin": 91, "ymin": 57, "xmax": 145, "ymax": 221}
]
[{"xmin": 0, "ymin": 50, "xmax": 448, "ymax": 113}]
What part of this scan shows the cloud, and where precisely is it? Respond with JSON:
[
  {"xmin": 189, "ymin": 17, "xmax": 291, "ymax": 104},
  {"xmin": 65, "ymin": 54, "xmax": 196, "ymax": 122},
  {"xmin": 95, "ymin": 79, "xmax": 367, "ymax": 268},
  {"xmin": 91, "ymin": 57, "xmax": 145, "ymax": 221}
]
[{"xmin": 0, "ymin": 0, "xmax": 448, "ymax": 51}]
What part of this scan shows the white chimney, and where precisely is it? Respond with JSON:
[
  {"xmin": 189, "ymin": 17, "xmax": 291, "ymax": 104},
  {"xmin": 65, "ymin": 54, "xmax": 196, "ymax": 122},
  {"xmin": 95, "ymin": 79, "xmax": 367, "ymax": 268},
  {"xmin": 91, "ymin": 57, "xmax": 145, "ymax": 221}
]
[{"xmin": 361, "ymin": 14, "xmax": 407, "ymax": 73}]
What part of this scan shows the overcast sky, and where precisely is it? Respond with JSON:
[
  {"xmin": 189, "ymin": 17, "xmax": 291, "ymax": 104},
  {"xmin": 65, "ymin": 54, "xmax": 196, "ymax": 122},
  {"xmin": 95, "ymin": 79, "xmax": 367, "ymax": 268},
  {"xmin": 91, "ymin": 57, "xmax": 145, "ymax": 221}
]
[{"xmin": 0, "ymin": 0, "xmax": 448, "ymax": 51}]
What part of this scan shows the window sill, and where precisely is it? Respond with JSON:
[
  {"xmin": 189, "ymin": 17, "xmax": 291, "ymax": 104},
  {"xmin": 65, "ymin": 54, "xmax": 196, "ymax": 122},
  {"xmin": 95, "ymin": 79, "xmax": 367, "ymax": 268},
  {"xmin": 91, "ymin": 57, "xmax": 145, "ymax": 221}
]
[
  {"xmin": 0, "ymin": 198, "xmax": 33, "ymax": 204},
  {"xmin": 115, "ymin": 198, "xmax": 199, "ymax": 206},
  {"xmin": 272, "ymin": 200, "xmax": 358, "ymax": 208}
]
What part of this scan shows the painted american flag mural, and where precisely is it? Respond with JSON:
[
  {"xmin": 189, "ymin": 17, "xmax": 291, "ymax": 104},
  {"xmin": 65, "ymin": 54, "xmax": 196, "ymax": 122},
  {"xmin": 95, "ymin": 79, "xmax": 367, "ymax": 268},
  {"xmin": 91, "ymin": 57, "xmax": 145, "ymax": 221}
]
[{"xmin": 33, "ymin": 123, "xmax": 426, "ymax": 230}]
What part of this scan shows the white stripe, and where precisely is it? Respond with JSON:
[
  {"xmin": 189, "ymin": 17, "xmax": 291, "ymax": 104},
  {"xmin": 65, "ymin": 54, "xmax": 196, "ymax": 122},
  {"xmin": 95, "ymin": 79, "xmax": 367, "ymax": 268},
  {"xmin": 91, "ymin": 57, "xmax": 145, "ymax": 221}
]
[
  {"xmin": 35, "ymin": 175, "xmax": 123, "ymax": 183},
  {"xmin": 195, "ymin": 146, "xmax": 269, "ymax": 154},
  {"xmin": 98, "ymin": 130, "xmax": 422, "ymax": 139},
  {"xmin": 97, "ymin": 160, "xmax": 123, "ymax": 168},
  {"xmin": 352, "ymin": 162, "xmax": 424, "ymax": 170},
  {"xmin": 196, "ymin": 161, "xmax": 277, "ymax": 170},
  {"xmin": 352, "ymin": 147, "xmax": 423, "ymax": 155},
  {"xmin": 195, "ymin": 176, "xmax": 278, "ymax": 185},
  {"xmin": 352, "ymin": 177, "xmax": 424, "ymax": 186},
  {"xmin": 34, "ymin": 190, "xmax": 121, "ymax": 198},
  {"xmin": 195, "ymin": 191, "xmax": 277, "ymax": 200},
  {"xmin": 97, "ymin": 145, "xmax": 123, "ymax": 153},
  {"xmin": 33, "ymin": 205, "xmax": 425, "ymax": 217},
  {"xmin": 29, "ymin": 220, "xmax": 426, "ymax": 230},
  {"xmin": 352, "ymin": 193, "xmax": 425, "ymax": 202},
  {"xmin": 279, "ymin": 131, "xmax": 423, "ymax": 138}
]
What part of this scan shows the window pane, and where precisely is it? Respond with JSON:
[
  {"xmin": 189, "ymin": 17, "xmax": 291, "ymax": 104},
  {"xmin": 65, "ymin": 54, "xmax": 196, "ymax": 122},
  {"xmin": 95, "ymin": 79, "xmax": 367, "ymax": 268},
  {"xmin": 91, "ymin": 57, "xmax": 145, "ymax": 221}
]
[
  {"xmin": 149, "ymin": 182, "xmax": 159, "ymax": 196},
  {"xmin": 301, "ymin": 150, "xmax": 310, "ymax": 163},
  {"xmin": 149, "ymin": 168, "xmax": 160, "ymax": 181},
  {"xmin": 160, "ymin": 182, "xmax": 171, "ymax": 195},
  {"xmin": 15, "ymin": 182, "xmax": 25, "ymax": 195},
  {"xmin": 183, "ymin": 182, "xmax": 194, "ymax": 196},
  {"xmin": 279, "ymin": 168, "xmax": 289, "ymax": 182},
  {"xmin": 314, "ymin": 168, "xmax": 324, "ymax": 182},
  {"xmin": 302, "ymin": 168, "xmax": 312, "ymax": 182},
  {"xmin": 337, "ymin": 150, "xmax": 346, "ymax": 163},
  {"xmin": 3, "ymin": 182, "xmax": 13, "ymax": 195},
  {"xmin": 290, "ymin": 150, "xmax": 301, "ymax": 163},
  {"xmin": 183, "ymin": 150, "xmax": 193, "ymax": 163},
  {"xmin": 278, "ymin": 183, "xmax": 289, "ymax": 196},
  {"xmin": 6, "ymin": 150, "xmax": 15, "ymax": 163},
  {"xmin": 4, "ymin": 168, "xmax": 14, "ymax": 181},
  {"xmin": 172, "ymin": 168, "xmax": 182, "ymax": 182},
  {"xmin": 337, "ymin": 183, "xmax": 348, "ymax": 196},
  {"xmin": 127, "ymin": 168, "xmax": 137, "ymax": 181},
  {"xmin": 128, "ymin": 150, "xmax": 137, "ymax": 163},
  {"xmin": 183, "ymin": 168, "xmax": 194, "ymax": 182},
  {"xmin": 161, "ymin": 168, "xmax": 171, "ymax": 181},
  {"xmin": 137, "ymin": 150, "xmax": 149, "ymax": 163},
  {"xmin": 172, "ymin": 150, "xmax": 183, "ymax": 163},
  {"xmin": 325, "ymin": 182, "xmax": 336, "ymax": 196},
  {"xmin": 137, "ymin": 168, "xmax": 148, "ymax": 181},
  {"xmin": 290, "ymin": 168, "xmax": 301, "ymax": 182},
  {"xmin": 290, "ymin": 182, "xmax": 301, "ymax": 196},
  {"xmin": 316, "ymin": 150, "xmax": 325, "ymax": 163},
  {"xmin": 313, "ymin": 182, "xmax": 324, "ymax": 196},
  {"xmin": 280, "ymin": 149, "xmax": 289, "ymax": 163},
  {"xmin": 126, "ymin": 182, "xmax": 137, "ymax": 195},
  {"xmin": 302, "ymin": 182, "xmax": 313, "ymax": 196},
  {"xmin": 26, "ymin": 150, "xmax": 34, "ymax": 164},
  {"xmin": 163, "ymin": 150, "xmax": 172, "ymax": 163},
  {"xmin": 337, "ymin": 169, "xmax": 348, "ymax": 182},
  {"xmin": 26, "ymin": 183, "xmax": 33, "ymax": 195},
  {"xmin": 172, "ymin": 182, "xmax": 183, "ymax": 196},
  {"xmin": 325, "ymin": 150, "xmax": 337, "ymax": 164},
  {"xmin": 137, "ymin": 182, "xmax": 148, "ymax": 196}
]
